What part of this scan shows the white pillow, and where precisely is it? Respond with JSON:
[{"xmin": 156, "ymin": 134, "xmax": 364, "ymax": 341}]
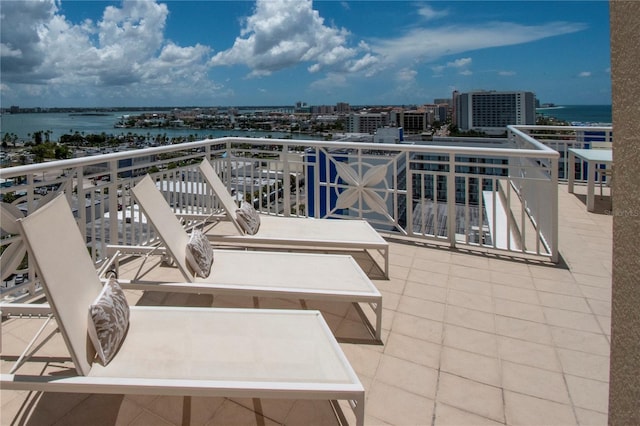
[
  {"xmin": 87, "ymin": 277, "xmax": 130, "ymax": 365},
  {"xmin": 235, "ymin": 201, "xmax": 260, "ymax": 235},
  {"xmin": 185, "ymin": 229, "xmax": 214, "ymax": 278}
]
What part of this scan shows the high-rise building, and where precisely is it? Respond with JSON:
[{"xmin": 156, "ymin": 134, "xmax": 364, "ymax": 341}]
[
  {"xmin": 347, "ymin": 112, "xmax": 390, "ymax": 133},
  {"xmin": 336, "ymin": 102, "xmax": 350, "ymax": 114},
  {"xmin": 454, "ymin": 90, "xmax": 536, "ymax": 134}
]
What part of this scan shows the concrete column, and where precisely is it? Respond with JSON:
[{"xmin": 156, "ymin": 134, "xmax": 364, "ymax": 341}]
[{"xmin": 608, "ymin": 2, "xmax": 640, "ymax": 424}]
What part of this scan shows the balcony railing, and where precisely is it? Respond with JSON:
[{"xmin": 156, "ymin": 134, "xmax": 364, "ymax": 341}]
[
  {"xmin": 510, "ymin": 124, "xmax": 613, "ymax": 181},
  {"xmin": 1, "ymin": 133, "xmax": 559, "ymax": 301}
]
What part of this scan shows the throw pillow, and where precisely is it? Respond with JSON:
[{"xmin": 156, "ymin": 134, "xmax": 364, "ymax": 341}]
[
  {"xmin": 185, "ymin": 229, "xmax": 214, "ymax": 278},
  {"xmin": 87, "ymin": 277, "xmax": 130, "ymax": 365},
  {"xmin": 235, "ymin": 201, "xmax": 260, "ymax": 235}
]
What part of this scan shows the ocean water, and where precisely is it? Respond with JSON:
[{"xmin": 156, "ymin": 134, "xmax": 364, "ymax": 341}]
[
  {"xmin": 0, "ymin": 110, "xmax": 301, "ymax": 142},
  {"xmin": 1, "ymin": 105, "xmax": 613, "ymax": 143},
  {"xmin": 535, "ymin": 104, "xmax": 612, "ymax": 125}
]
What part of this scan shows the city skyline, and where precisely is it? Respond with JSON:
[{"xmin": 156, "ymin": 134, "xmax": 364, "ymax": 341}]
[{"xmin": 0, "ymin": 0, "xmax": 612, "ymax": 108}]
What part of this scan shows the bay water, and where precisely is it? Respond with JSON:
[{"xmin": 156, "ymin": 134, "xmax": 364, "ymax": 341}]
[{"xmin": 1, "ymin": 105, "xmax": 612, "ymax": 143}]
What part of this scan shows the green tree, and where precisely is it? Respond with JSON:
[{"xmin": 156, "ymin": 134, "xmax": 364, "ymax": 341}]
[{"xmin": 55, "ymin": 145, "xmax": 71, "ymax": 159}]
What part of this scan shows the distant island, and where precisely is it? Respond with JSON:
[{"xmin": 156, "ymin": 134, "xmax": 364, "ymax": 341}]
[{"xmin": 69, "ymin": 112, "xmax": 112, "ymax": 116}]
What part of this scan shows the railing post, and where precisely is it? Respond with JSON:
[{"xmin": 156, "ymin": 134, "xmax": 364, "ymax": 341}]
[
  {"xmin": 282, "ymin": 147, "xmax": 291, "ymax": 217},
  {"xmin": 447, "ymin": 151, "xmax": 457, "ymax": 247},
  {"xmin": 406, "ymin": 152, "xmax": 414, "ymax": 237},
  {"xmin": 550, "ymin": 154, "xmax": 559, "ymax": 263},
  {"xmin": 109, "ymin": 159, "xmax": 119, "ymax": 250}
]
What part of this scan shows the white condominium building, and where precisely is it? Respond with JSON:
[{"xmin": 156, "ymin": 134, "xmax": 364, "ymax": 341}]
[{"xmin": 453, "ymin": 90, "xmax": 536, "ymax": 134}]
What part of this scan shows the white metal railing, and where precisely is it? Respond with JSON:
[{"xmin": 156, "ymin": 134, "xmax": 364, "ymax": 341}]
[
  {"xmin": 511, "ymin": 124, "xmax": 613, "ymax": 181},
  {"xmin": 1, "ymin": 135, "xmax": 559, "ymax": 300}
]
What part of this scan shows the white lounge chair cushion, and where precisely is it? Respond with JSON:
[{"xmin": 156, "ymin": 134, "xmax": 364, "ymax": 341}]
[
  {"xmin": 235, "ymin": 201, "xmax": 260, "ymax": 235},
  {"xmin": 185, "ymin": 229, "xmax": 214, "ymax": 278},
  {"xmin": 87, "ymin": 277, "xmax": 130, "ymax": 365}
]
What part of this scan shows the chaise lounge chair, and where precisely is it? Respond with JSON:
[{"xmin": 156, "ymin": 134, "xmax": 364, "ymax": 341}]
[
  {"xmin": 114, "ymin": 174, "xmax": 382, "ymax": 340},
  {"xmin": 198, "ymin": 159, "xmax": 390, "ymax": 278},
  {"xmin": 1, "ymin": 193, "xmax": 365, "ymax": 426}
]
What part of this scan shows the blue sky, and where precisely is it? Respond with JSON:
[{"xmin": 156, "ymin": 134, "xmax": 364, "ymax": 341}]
[{"xmin": 0, "ymin": 0, "xmax": 611, "ymax": 108}]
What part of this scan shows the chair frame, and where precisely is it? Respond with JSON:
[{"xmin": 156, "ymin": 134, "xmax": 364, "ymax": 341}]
[
  {"xmin": 1, "ymin": 194, "xmax": 365, "ymax": 426},
  {"xmin": 115, "ymin": 174, "xmax": 383, "ymax": 340},
  {"xmin": 198, "ymin": 159, "xmax": 390, "ymax": 278}
]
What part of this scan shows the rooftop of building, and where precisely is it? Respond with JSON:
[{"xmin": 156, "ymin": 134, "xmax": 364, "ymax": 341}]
[{"xmin": 1, "ymin": 182, "xmax": 612, "ymax": 425}]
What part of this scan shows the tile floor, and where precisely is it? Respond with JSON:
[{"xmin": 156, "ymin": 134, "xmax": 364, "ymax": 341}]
[{"xmin": 1, "ymin": 184, "xmax": 612, "ymax": 425}]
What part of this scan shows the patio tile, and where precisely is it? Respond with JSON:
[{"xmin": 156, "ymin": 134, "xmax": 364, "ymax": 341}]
[
  {"xmin": 407, "ymin": 269, "xmax": 449, "ymax": 287},
  {"xmin": 494, "ymin": 298, "xmax": 546, "ymax": 323},
  {"xmin": 596, "ymin": 315, "xmax": 611, "ymax": 336},
  {"xmin": 550, "ymin": 327, "xmax": 610, "ymax": 356},
  {"xmin": 397, "ymin": 295, "xmax": 446, "ymax": 322},
  {"xmin": 283, "ymin": 400, "xmax": 338, "ymax": 425},
  {"xmin": 574, "ymin": 407, "xmax": 609, "ymax": 426},
  {"xmin": 136, "ymin": 395, "xmax": 226, "ymax": 426},
  {"xmin": 542, "ymin": 307, "xmax": 602, "ymax": 333},
  {"xmin": 502, "ymin": 361, "xmax": 570, "ymax": 404},
  {"xmin": 437, "ymin": 372, "xmax": 504, "ymax": 423},
  {"xmin": 532, "ymin": 278, "xmax": 582, "ymax": 296},
  {"xmin": 0, "ymin": 181, "xmax": 615, "ymax": 426},
  {"xmin": 374, "ymin": 354, "xmax": 439, "ymax": 398},
  {"xmin": 447, "ymin": 288, "xmax": 493, "ymax": 313},
  {"xmin": 130, "ymin": 409, "xmax": 175, "ymax": 426},
  {"xmin": 440, "ymin": 346, "xmax": 501, "ymax": 387},
  {"xmin": 389, "ymin": 252, "xmax": 414, "ymax": 268},
  {"xmin": 587, "ymin": 298, "xmax": 611, "ymax": 317},
  {"xmin": 557, "ymin": 348, "xmax": 610, "ymax": 381},
  {"xmin": 572, "ymin": 272, "xmax": 611, "ymax": 288},
  {"xmin": 504, "ymin": 391, "xmax": 577, "ymax": 426},
  {"xmin": 489, "ymin": 270, "xmax": 534, "ymax": 288},
  {"xmin": 414, "ymin": 247, "xmax": 452, "ymax": 263},
  {"xmin": 373, "ymin": 276, "xmax": 406, "ymax": 295},
  {"xmin": 434, "ymin": 402, "xmax": 505, "ymax": 425},
  {"xmin": 379, "ymin": 290, "xmax": 401, "ymax": 311},
  {"xmin": 449, "ymin": 264, "xmax": 492, "ymax": 282},
  {"xmin": 391, "ymin": 311, "xmax": 443, "ymax": 344},
  {"xmin": 564, "ymin": 375, "xmax": 609, "ymax": 414},
  {"xmin": 448, "ymin": 275, "xmax": 493, "ymax": 296},
  {"xmin": 486, "ymin": 258, "xmax": 532, "ymax": 275},
  {"xmin": 389, "ymin": 264, "xmax": 410, "ymax": 281},
  {"xmin": 384, "ymin": 332, "xmax": 441, "ymax": 369},
  {"xmin": 442, "ymin": 323, "xmax": 498, "ymax": 357},
  {"xmin": 445, "ymin": 305, "xmax": 495, "ymax": 333},
  {"xmin": 450, "ymin": 253, "xmax": 491, "ymax": 270},
  {"xmin": 537, "ymin": 292, "xmax": 591, "ymax": 313},
  {"xmin": 411, "ymin": 257, "xmax": 452, "ymax": 275},
  {"xmin": 205, "ymin": 399, "xmax": 282, "ymax": 426},
  {"xmin": 497, "ymin": 336, "xmax": 561, "ymax": 371},
  {"xmin": 492, "ymin": 284, "xmax": 538, "ymax": 304},
  {"xmin": 366, "ymin": 381, "xmax": 434, "ymax": 425},
  {"xmin": 528, "ymin": 266, "xmax": 575, "ymax": 283},
  {"xmin": 579, "ymin": 285, "xmax": 612, "ymax": 302},
  {"xmin": 404, "ymin": 281, "xmax": 447, "ymax": 303},
  {"xmin": 340, "ymin": 343, "xmax": 383, "ymax": 379}
]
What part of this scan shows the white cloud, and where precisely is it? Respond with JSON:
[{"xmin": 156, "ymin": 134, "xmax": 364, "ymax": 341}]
[
  {"xmin": 370, "ymin": 21, "xmax": 587, "ymax": 65},
  {"xmin": 578, "ymin": 71, "xmax": 592, "ymax": 77},
  {"xmin": 210, "ymin": 0, "xmax": 374, "ymax": 77},
  {"xmin": 396, "ymin": 68, "xmax": 417, "ymax": 82},
  {"xmin": 459, "ymin": 70, "xmax": 473, "ymax": 76},
  {"xmin": 0, "ymin": 0, "xmax": 596, "ymax": 107},
  {"xmin": 447, "ymin": 58, "xmax": 472, "ymax": 68},
  {"xmin": 498, "ymin": 70, "xmax": 516, "ymax": 76},
  {"xmin": 431, "ymin": 57, "xmax": 471, "ymax": 75},
  {"xmin": 417, "ymin": 5, "xmax": 448, "ymax": 21},
  {"xmin": 1, "ymin": 0, "xmax": 221, "ymax": 105},
  {"xmin": 309, "ymin": 72, "xmax": 348, "ymax": 91}
]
